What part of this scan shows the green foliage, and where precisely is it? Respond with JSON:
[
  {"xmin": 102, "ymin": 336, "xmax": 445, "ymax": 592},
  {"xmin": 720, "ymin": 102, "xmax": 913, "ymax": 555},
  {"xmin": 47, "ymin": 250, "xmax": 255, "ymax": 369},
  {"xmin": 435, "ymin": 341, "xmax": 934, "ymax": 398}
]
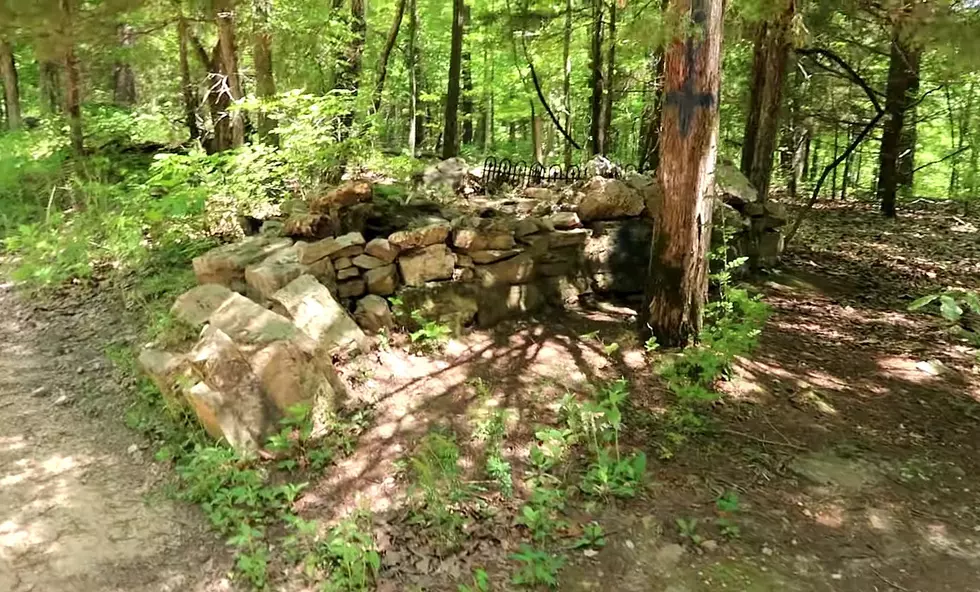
[
  {"xmin": 571, "ymin": 522, "xmax": 607, "ymax": 550},
  {"xmin": 472, "ymin": 404, "xmax": 513, "ymax": 497},
  {"xmin": 909, "ymin": 288, "xmax": 980, "ymax": 345},
  {"xmin": 405, "ymin": 430, "xmax": 471, "ymax": 548},
  {"xmin": 676, "ymin": 517, "xmax": 703, "ymax": 545},
  {"xmin": 715, "ymin": 490, "xmax": 742, "ymax": 540},
  {"xmin": 458, "ymin": 568, "xmax": 491, "ymax": 592},
  {"xmin": 510, "ymin": 545, "xmax": 566, "ymax": 589},
  {"xmin": 409, "ymin": 309, "xmax": 453, "ymax": 351}
]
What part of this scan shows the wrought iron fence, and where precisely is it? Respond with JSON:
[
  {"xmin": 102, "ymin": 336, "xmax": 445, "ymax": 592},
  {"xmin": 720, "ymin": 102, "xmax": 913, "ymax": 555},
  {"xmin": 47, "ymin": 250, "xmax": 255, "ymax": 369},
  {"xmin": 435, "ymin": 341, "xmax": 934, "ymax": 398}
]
[{"xmin": 481, "ymin": 157, "xmax": 638, "ymax": 191}]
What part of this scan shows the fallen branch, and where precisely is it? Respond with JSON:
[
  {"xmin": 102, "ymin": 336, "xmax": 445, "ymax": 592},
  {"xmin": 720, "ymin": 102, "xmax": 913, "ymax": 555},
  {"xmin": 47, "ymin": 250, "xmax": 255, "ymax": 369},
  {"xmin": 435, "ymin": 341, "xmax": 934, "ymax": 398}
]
[{"xmin": 912, "ymin": 145, "xmax": 971, "ymax": 174}]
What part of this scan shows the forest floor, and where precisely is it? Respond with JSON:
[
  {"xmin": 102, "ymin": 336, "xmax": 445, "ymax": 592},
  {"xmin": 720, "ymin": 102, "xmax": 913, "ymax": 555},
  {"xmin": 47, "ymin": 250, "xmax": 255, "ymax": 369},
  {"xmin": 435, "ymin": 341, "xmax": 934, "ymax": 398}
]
[{"xmin": 2, "ymin": 198, "xmax": 980, "ymax": 591}]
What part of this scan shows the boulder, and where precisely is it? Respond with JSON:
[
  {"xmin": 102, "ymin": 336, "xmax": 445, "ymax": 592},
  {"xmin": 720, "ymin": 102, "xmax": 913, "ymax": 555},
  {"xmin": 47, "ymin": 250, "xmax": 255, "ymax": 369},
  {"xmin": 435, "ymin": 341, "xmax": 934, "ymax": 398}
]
[
  {"xmin": 452, "ymin": 227, "xmax": 516, "ymax": 252},
  {"xmin": 577, "ymin": 177, "xmax": 645, "ymax": 221},
  {"xmin": 583, "ymin": 155, "xmax": 624, "ymax": 178},
  {"xmin": 468, "ymin": 249, "xmax": 523, "ymax": 264},
  {"xmin": 248, "ymin": 339, "xmax": 346, "ymax": 416},
  {"xmin": 188, "ymin": 327, "xmax": 271, "ymax": 451},
  {"xmin": 306, "ymin": 256, "xmax": 337, "ymax": 291},
  {"xmin": 206, "ymin": 291, "xmax": 317, "ymax": 354},
  {"xmin": 537, "ymin": 275, "xmax": 589, "ymax": 307},
  {"xmin": 354, "ymin": 295, "xmax": 394, "ymax": 333},
  {"xmin": 365, "ymin": 264, "xmax": 398, "ymax": 295},
  {"xmin": 584, "ymin": 220, "xmax": 652, "ymax": 294},
  {"xmin": 296, "ymin": 232, "xmax": 365, "ymax": 264},
  {"xmin": 398, "ymin": 244, "xmax": 456, "ymax": 287},
  {"xmin": 245, "ymin": 246, "xmax": 306, "ymax": 302},
  {"xmin": 389, "ymin": 221, "xmax": 452, "ymax": 250},
  {"xmin": 171, "ymin": 284, "xmax": 237, "ymax": 327},
  {"xmin": 192, "ymin": 237, "xmax": 293, "ymax": 292},
  {"xmin": 311, "ymin": 180, "xmax": 373, "ymax": 212},
  {"xmin": 547, "ymin": 211, "xmax": 583, "ymax": 230},
  {"xmin": 422, "ymin": 158, "xmax": 469, "ymax": 190},
  {"xmin": 714, "ymin": 163, "xmax": 758, "ymax": 209},
  {"xmin": 138, "ymin": 349, "xmax": 192, "ymax": 407},
  {"xmin": 763, "ymin": 201, "xmax": 789, "ymax": 229},
  {"xmin": 523, "ymin": 228, "xmax": 592, "ymax": 250},
  {"xmin": 364, "ymin": 238, "xmax": 399, "ymax": 264},
  {"xmin": 270, "ymin": 274, "xmax": 366, "ymax": 354},
  {"xmin": 352, "ymin": 254, "xmax": 386, "ymax": 270},
  {"xmin": 338, "ymin": 279, "xmax": 367, "ymax": 299},
  {"xmin": 399, "ymin": 282, "xmax": 479, "ymax": 330},
  {"xmin": 626, "ymin": 173, "xmax": 663, "ymax": 219},
  {"xmin": 283, "ymin": 211, "xmax": 325, "ymax": 239},
  {"xmin": 455, "ymin": 253, "xmax": 475, "ymax": 268},
  {"xmin": 259, "ymin": 220, "xmax": 284, "ymax": 236},
  {"xmin": 713, "ymin": 201, "xmax": 748, "ymax": 245},
  {"xmin": 475, "ymin": 252, "xmax": 536, "ymax": 286}
]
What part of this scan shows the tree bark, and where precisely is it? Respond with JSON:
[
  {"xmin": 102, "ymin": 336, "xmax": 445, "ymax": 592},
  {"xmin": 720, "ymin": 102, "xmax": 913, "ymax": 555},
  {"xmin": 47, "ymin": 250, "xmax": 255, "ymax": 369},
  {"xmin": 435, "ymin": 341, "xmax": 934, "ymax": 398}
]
[
  {"xmin": 39, "ymin": 60, "xmax": 62, "ymax": 115},
  {"xmin": 531, "ymin": 101, "xmax": 543, "ymax": 164},
  {"xmin": 253, "ymin": 0, "xmax": 277, "ymax": 144},
  {"xmin": 896, "ymin": 48, "xmax": 921, "ymax": 195},
  {"xmin": 176, "ymin": 10, "xmax": 200, "ymax": 140},
  {"xmin": 739, "ymin": 0, "xmax": 793, "ymax": 202},
  {"xmin": 601, "ymin": 0, "xmax": 617, "ymax": 155},
  {"xmin": 441, "ymin": 0, "xmax": 465, "ymax": 159},
  {"xmin": 0, "ymin": 38, "xmax": 21, "ymax": 130},
  {"xmin": 374, "ymin": 0, "xmax": 407, "ymax": 112},
  {"xmin": 338, "ymin": 0, "xmax": 365, "ymax": 134},
  {"xmin": 407, "ymin": 0, "xmax": 419, "ymax": 155},
  {"xmin": 461, "ymin": 3, "xmax": 474, "ymax": 145},
  {"xmin": 112, "ymin": 25, "xmax": 137, "ymax": 107},
  {"xmin": 638, "ymin": 50, "xmax": 666, "ymax": 172},
  {"xmin": 60, "ymin": 0, "xmax": 83, "ymax": 153},
  {"xmin": 877, "ymin": 21, "xmax": 921, "ymax": 218},
  {"xmin": 645, "ymin": 0, "xmax": 724, "ymax": 347},
  {"xmin": 562, "ymin": 0, "xmax": 573, "ymax": 169},
  {"xmin": 588, "ymin": 0, "xmax": 605, "ymax": 156},
  {"xmin": 214, "ymin": 0, "xmax": 244, "ymax": 150}
]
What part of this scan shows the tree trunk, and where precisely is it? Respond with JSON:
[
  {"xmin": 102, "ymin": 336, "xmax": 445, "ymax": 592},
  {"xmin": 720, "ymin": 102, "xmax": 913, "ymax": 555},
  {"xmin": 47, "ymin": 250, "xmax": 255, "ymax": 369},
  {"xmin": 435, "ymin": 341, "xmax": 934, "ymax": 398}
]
[
  {"xmin": 841, "ymin": 126, "xmax": 854, "ymax": 200},
  {"xmin": 645, "ymin": 0, "xmax": 724, "ymax": 347},
  {"xmin": 739, "ymin": 0, "xmax": 793, "ymax": 202},
  {"xmin": 809, "ymin": 135, "xmax": 820, "ymax": 182},
  {"xmin": 407, "ymin": 0, "xmax": 419, "ymax": 155},
  {"xmin": 0, "ymin": 38, "xmax": 21, "ymax": 130},
  {"xmin": 337, "ymin": 0, "xmax": 365, "ymax": 135},
  {"xmin": 588, "ymin": 0, "xmax": 605, "ymax": 156},
  {"xmin": 638, "ymin": 49, "xmax": 666, "ymax": 172},
  {"xmin": 601, "ymin": 0, "xmax": 617, "ymax": 155},
  {"xmin": 788, "ymin": 126, "xmax": 809, "ymax": 199},
  {"xmin": 374, "ymin": 0, "xmax": 407, "ymax": 112},
  {"xmin": 442, "ymin": 0, "xmax": 465, "ymax": 159},
  {"xmin": 531, "ymin": 101, "xmax": 543, "ymax": 164},
  {"xmin": 61, "ymin": 0, "xmax": 83, "ymax": 153},
  {"xmin": 39, "ymin": 60, "xmax": 62, "ymax": 114},
  {"xmin": 112, "ymin": 25, "xmax": 137, "ymax": 107},
  {"xmin": 896, "ymin": 50, "xmax": 921, "ymax": 196},
  {"xmin": 877, "ymin": 21, "xmax": 921, "ymax": 218},
  {"xmin": 460, "ymin": 3, "xmax": 474, "ymax": 145},
  {"xmin": 215, "ymin": 0, "xmax": 244, "ymax": 149},
  {"xmin": 831, "ymin": 120, "xmax": 839, "ymax": 198},
  {"xmin": 562, "ymin": 0, "xmax": 573, "ymax": 169},
  {"xmin": 253, "ymin": 0, "xmax": 277, "ymax": 144},
  {"xmin": 176, "ymin": 12, "xmax": 200, "ymax": 140}
]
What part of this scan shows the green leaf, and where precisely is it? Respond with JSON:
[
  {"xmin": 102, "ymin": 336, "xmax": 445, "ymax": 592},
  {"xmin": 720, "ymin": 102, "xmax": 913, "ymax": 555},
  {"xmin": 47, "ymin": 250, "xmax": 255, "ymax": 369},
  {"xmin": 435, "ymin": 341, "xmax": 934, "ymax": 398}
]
[
  {"xmin": 908, "ymin": 294, "xmax": 939, "ymax": 311},
  {"xmin": 940, "ymin": 295, "xmax": 964, "ymax": 322}
]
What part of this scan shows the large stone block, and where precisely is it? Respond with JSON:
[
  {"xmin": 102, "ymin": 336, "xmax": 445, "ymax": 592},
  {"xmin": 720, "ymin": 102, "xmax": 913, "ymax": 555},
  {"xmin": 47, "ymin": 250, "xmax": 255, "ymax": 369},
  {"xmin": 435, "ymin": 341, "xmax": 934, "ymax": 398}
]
[
  {"xmin": 398, "ymin": 244, "xmax": 456, "ymax": 286},
  {"xmin": 388, "ymin": 221, "xmax": 451, "ymax": 250},
  {"xmin": 207, "ymin": 291, "xmax": 317, "ymax": 354},
  {"xmin": 271, "ymin": 274, "xmax": 366, "ymax": 354},
  {"xmin": 365, "ymin": 264, "xmax": 398, "ymax": 295},
  {"xmin": 192, "ymin": 237, "xmax": 293, "ymax": 292},
  {"xmin": 584, "ymin": 220, "xmax": 652, "ymax": 295},
  {"xmin": 138, "ymin": 349, "xmax": 193, "ymax": 407},
  {"xmin": 474, "ymin": 252, "xmax": 536, "ymax": 286},
  {"xmin": 452, "ymin": 227, "xmax": 516, "ymax": 252},
  {"xmin": 476, "ymin": 283, "xmax": 545, "ymax": 327},
  {"xmin": 354, "ymin": 295, "xmax": 395, "ymax": 334},
  {"xmin": 245, "ymin": 246, "xmax": 306, "ymax": 302},
  {"xmin": 248, "ymin": 340, "xmax": 345, "ymax": 416},
  {"xmin": 364, "ymin": 238, "xmax": 399, "ymax": 264},
  {"xmin": 311, "ymin": 180, "xmax": 374, "ymax": 212},
  {"xmin": 399, "ymin": 282, "xmax": 479, "ymax": 331},
  {"xmin": 577, "ymin": 177, "xmax": 645, "ymax": 221},
  {"xmin": 171, "ymin": 284, "xmax": 237, "ymax": 327}
]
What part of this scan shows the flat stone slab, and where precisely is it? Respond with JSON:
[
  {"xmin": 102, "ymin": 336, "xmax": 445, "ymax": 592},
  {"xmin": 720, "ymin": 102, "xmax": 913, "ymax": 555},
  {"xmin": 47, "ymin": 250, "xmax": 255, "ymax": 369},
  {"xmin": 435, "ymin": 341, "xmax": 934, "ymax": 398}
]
[
  {"xmin": 271, "ymin": 274, "xmax": 366, "ymax": 354},
  {"xmin": 192, "ymin": 237, "xmax": 293, "ymax": 292}
]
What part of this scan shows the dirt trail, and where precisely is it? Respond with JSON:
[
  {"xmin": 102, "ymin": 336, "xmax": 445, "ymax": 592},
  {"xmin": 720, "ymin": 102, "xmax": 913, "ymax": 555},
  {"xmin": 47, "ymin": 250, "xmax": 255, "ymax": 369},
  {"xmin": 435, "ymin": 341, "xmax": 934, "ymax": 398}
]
[{"xmin": 0, "ymin": 283, "xmax": 231, "ymax": 592}]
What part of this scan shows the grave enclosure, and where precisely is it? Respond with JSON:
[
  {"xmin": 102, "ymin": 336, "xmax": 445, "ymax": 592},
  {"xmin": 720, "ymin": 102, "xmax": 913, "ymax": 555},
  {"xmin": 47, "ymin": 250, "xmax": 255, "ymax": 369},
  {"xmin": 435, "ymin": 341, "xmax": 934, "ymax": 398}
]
[{"xmin": 140, "ymin": 158, "xmax": 787, "ymax": 450}]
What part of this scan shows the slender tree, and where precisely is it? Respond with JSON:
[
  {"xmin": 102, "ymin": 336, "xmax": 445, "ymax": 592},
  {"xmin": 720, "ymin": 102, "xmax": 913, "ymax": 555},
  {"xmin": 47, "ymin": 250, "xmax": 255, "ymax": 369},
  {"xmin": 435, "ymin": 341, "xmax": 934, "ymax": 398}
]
[
  {"xmin": 112, "ymin": 24, "xmax": 137, "ymax": 107},
  {"xmin": 175, "ymin": 3, "xmax": 200, "ymax": 140},
  {"xmin": 0, "ymin": 38, "xmax": 21, "ymax": 130},
  {"xmin": 562, "ymin": 0, "xmax": 573, "ymax": 169},
  {"xmin": 588, "ymin": 0, "xmax": 605, "ymax": 155},
  {"xmin": 215, "ymin": 0, "xmax": 244, "ymax": 149},
  {"xmin": 373, "ymin": 0, "xmax": 407, "ymax": 112},
  {"xmin": 461, "ymin": 3, "xmax": 474, "ymax": 145},
  {"xmin": 337, "ymin": 0, "xmax": 365, "ymax": 134},
  {"xmin": 601, "ymin": 0, "xmax": 617, "ymax": 154},
  {"xmin": 60, "ymin": 0, "xmax": 84, "ymax": 153},
  {"xmin": 39, "ymin": 60, "xmax": 62, "ymax": 114},
  {"xmin": 442, "ymin": 0, "xmax": 465, "ymax": 159},
  {"xmin": 253, "ymin": 0, "xmax": 277, "ymax": 144},
  {"xmin": 645, "ymin": 0, "xmax": 724, "ymax": 346}
]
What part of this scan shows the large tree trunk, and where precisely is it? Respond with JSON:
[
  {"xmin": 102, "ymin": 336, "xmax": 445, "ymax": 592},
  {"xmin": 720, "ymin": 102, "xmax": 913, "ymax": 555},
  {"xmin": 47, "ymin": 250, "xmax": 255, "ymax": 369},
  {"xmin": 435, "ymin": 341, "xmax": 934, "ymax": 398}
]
[
  {"xmin": 0, "ymin": 38, "xmax": 21, "ymax": 130},
  {"xmin": 645, "ymin": 0, "xmax": 724, "ymax": 347},
  {"xmin": 112, "ymin": 25, "xmax": 137, "ymax": 107},
  {"xmin": 877, "ymin": 21, "xmax": 921, "ymax": 218},
  {"xmin": 176, "ymin": 12, "xmax": 200, "ymax": 140},
  {"xmin": 601, "ymin": 0, "xmax": 617, "ymax": 155},
  {"xmin": 39, "ymin": 60, "xmax": 62, "ymax": 114},
  {"xmin": 407, "ymin": 0, "xmax": 419, "ymax": 155},
  {"xmin": 461, "ymin": 3, "xmax": 474, "ymax": 146},
  {"xmin": 374, "ymin": 0, "xmax": 407, "ymax": 112},
  {"xmin": 588, "ymin": 0, "xmax": 605, "ymax": 156},
  {"xmin": 739, "ymin": 0, "xmax": 793, "ymax": 202},
  {"xmin": 61, "ymin": 0, "xmax": 83, "ymax": 153},
  {"xmin": 896, "ymin": 49, "xmax": 921, "ymax": 195},
  {"xmin": 441, "ymin": 0, "xmax": 465, "ymax": 159},
  {"xmin": 215, "ymin": 0, "xmax": 245, "ymax": 149},
  {"xmin": 638, "ymin": 50, "xmax": 665, "ymax": 172},
  {"xmin": 253, "ymin": 0, "xmax": 277, "ymax": 144},
  {"xmin": 338, "ymin": 0, "xmax": 366, "ymax": 135}
]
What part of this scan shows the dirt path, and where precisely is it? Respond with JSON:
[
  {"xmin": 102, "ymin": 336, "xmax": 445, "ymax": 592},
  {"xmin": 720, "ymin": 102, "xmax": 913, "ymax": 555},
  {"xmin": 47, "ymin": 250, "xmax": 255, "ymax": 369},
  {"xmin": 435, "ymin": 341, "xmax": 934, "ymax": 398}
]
[{"xmin": 0, "ymin": 282, "xmax": 232, "ymax": 592}]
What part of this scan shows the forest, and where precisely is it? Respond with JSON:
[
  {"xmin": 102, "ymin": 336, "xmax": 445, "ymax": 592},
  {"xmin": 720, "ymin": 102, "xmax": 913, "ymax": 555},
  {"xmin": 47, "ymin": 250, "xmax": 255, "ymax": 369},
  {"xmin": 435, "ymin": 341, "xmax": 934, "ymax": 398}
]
[{"xmin": 2, "ymin": 0, "xmax": 980, "ymax": 591}]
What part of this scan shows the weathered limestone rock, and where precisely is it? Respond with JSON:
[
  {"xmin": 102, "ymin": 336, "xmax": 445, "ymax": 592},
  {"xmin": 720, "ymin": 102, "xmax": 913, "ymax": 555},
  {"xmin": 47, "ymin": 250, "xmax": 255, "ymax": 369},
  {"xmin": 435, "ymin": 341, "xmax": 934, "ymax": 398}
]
[
  {"xmin": 365, "ymin": 264, "xmax": 398, "ymax": 295},
  {"xmin": 475, "ymin": 252, "xmax": 536, "ymax": 286},
  {"xmin": 762, "ymin": 202, "xmax": 789, "ymax": 229},
  {"xmin": 260, "ymin": 220, "xmax": 284, "ymax": 236},
  {"xmin": 537, "ymin": 275, "xmax": 589, "ymax": 306},
  {"xmin": 338, "ymin": 279, "xmax": 367, "ymax": 298},
  {"xmin": 388, "ymin": 221, "xmax": 451, "ymax": 250},
  {"xmin": 271, "ymin": 275, "xmax": 366, "ymax": 354},
  {"xmin": 626, "ymin": 173, "xmax": 663, "ymax": 219},
  {"xmin": 477, "ymin": 284, "xmax": 545, "ymax": 327},
  {"xmin": 192, "ymin": 237, "xmax": 293, "ymax": 292},
  {"xmin": 330, "ymin": 232, "xmax": 368, "ymax": 260},
  {"xmin": 248, "ymin": 339, "xmax": 345, "ymax": 416},
  {"xmin": 713, "ymin": 201, "xmax": 748, "ymax": 244},
  {"xmin": 306, "ymin": 256, "xmax": 337, "ymax": 291},
  {"xmin": 353, "ymin": 254, "xmax": 386, "ymax": 270},
  {"xmin": 138, "ymin": 349, "xmax": 192, "ymax": 407},
  {"xmin": 584, "ymin": 220, "xmax": 652, "ymax": 294},
  {"xmin": 188, "ymin": 327, "xmax": 271, "ymax": 451},
  {"xmin": 207, "ymin": 291, "xmax": 317, "ymax": 354},
  {"xmin": 311, "ymin": 180, "xmax": 373, "ymax": 212},
  {"xmin": 455, "ymin": 253, "xmax": 474, "ymax": 268},
  {"xmin": 171, "ymin": 284, "xmax": 237, "ymax": 326},
  {"xmin": 398, "ymin": 244, "xmax": 456, "ymax": 286},
  {"xmin": 452, "ymin": 227, "xmax": 516, "ymax": 252},
  {"xmin": 364, "ymin": 238, "xmax": 399, "ymax": 263},
  {"xmin": 714, "ymin": 163, "xmax": 758, "ymax": 209},
  {"xmin": 245, "ymin": 246, "xmax": 306, "ymax": 302},
  {"xmin": 514, "ymin": 217, "xmax": 545, "ymax": 239},
  {"xmin": 468, "ymin": 249, "xmax": 522, "ymax": 264},
  {"xmin": 523, "ymin": 228, "xmax": 592, "ymax": 250},
  {"xmin": 524, "ymin": 187, "xmax": 558, "ymax": 202},
  {"xmin": 354, "ymin": 295, "xmax": 394, "ymax": 333},
  {"xmin": 337, "ymin": 267, "xmax": 360, "ymax": 281},
  {"xmin": 547, "ymin": 211, "xmax": 583, "ymax": 230},
  {"xmin": 335, "ymin": 257, "xmax": 353, "ymax": 270},
  {"xmin": 295, "ymin": 232, "xmax": 362, "ymax": 264},
  {"xmin": 577, "ymin": 177, "xmax": 645, "ymax": 221},
  {"xmin": 422, "ymin": 157, "xmax": 470, "ymax": 190},
  {"xmin": 399, "ymin": 282, "xmax": 479, "ymax": 330}
]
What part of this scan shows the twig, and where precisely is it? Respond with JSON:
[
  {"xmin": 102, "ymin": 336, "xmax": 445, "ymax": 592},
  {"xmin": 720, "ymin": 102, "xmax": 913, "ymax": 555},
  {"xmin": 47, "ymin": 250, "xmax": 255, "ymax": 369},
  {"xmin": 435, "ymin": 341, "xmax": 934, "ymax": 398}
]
[
  {"xmin": 912, "ymin": 145, "xmax": 971, "ymax": 174},
  {"xmin": 721, "ymin": 429, "xmax": 807, "ymax": 451},
  {"xmin": 873, "ymin": 568, "xmax": 911, "ymax": 592}
]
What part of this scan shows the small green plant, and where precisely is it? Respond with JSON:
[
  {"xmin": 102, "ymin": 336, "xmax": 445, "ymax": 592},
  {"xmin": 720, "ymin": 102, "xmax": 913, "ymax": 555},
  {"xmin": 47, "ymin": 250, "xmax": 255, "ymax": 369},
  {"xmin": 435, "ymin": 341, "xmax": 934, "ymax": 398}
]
[
  {"xmin": 644, "ymin": 336, "xmax": 660, "ymax": 354},
  {"xmin": 265, "ymin": 403, "xmax": 335, "ymax": 472},
  {"xmin": 572, "ymin": 522, "xmax": 607, "ymax": 550},
  {"xmin": 409, "ymin": 310, "xmax": 452, "ymax": 351},
  {"xmin": 473, "ymin": 405, "xmax": 513, "ymax": 497},
  {"xmin": 715, "ymin": 490, "xmax": 741, "ymax": 539},
  {"xmin": 406, "ymin": 430, "xmax": 470, "ymax": 548},
  {"xmin": 909, "ymin": 289, "xmax": 980, "ymax": 345},
  {"xmin": 510, "ymin": 545, "xmax": 566, "ymax": 589},
  {"xmin": 676, "ymin": 517, "xmax": 702, "ymax": 545},
  {"xmin": 458, "ymin": 568, "xmax": 491, "ymax": 592}
]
